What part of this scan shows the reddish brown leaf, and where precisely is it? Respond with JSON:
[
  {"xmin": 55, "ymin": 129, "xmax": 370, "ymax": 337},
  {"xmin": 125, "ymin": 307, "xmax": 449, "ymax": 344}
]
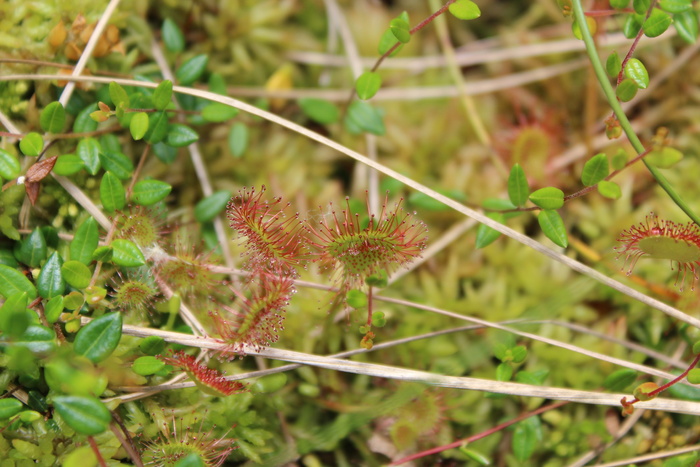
[
  {"xmin": 25, "ymin": 181, "xmax": 40, "ymax": 205},
  {"xmin": 25, "ymin": 156, "xmax": 58, "ymax": 183}
]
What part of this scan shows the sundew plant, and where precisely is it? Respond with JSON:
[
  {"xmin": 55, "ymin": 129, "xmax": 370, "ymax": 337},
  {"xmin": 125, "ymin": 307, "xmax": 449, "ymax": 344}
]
[{"xmin": 2, "ymin": 0, "xmax": 700, "ymax": 465}]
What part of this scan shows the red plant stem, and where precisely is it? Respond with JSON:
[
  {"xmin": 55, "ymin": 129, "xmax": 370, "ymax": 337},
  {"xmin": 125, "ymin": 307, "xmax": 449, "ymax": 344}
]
[
  {"xmin": 616, "ymin": 0, "xmax": 657, "ymax": 86},
  {"xmin": 87, "ymin": 436, "xmax": 108, "ymax": 467},
  {"xmin": 390, "ymin": 400, "xmax": 569, "ymax": 465},
  {"xmin": 625, "ymin": 352, "xmax": 700, "ymax": 406},
  {"xmin": 366, "ymin": 285, "xmax": 374, "ymax": 326}
]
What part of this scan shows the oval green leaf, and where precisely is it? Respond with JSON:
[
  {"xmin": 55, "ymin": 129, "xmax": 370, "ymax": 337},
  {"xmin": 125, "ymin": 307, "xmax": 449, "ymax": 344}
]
[
  {"xmin": 538, "ymin": 210, "xmax": 568, "ymax": 248},
  {"xmin": 0, "ymin": 264, "xmax": 37, "ymax": 299},
  {"xmin": 100, "ymin": 171, "xmax": 125, "ymax": 213},
  {"xmin": 19, "ymin": 133, "xmax": 43, "ymax": 157},
  {"xmin": 605, "ymin": 51, "xmax": 621, "ymax": 78},
  {"xmin": 298, "ymin": 98, "xmax": 339, "ymax": 125},
  {"xmin": 45, "ymin": 295, "xmax": 64, "ymax": 324},
  {"xmin": 53, "ymin": 396, "xmax": 111, "ymax": 436},
  {"xmin": 76, "ymin": 138, "xmax": 102, "ymax": 175},
  {"xmin": 0, "ymin": 149, "xmax": 20, "ymax": 180},
  {"xmin": 512, "ymin": 418, "xmax": 540, "ymax": 462},
  {"xmin": 643, "ymin": 8, "xmax": 672, "ymax": 37},
  {"xmin": 132, "ymin": 356, "xmax": 165, "ymax": 376},
  {"xmin": 624, "ymin": 58, "xmax": 649, "ymax": 89},
  {"xmin": 109, "ymin": 82, "xmax": 130, "ymax": 109},
  {"xmin": 71, "ymin": 217, "xmax": 99, "ymax": 265},
  {"xmin": 131, "ymin": 179, "xmax": 172, "ymax": 205},
  {"xmin": 623, "ymin": 13, "xmax": 644, "ymax": 38},
  {"xmin": 53, "ymin": 154, "xmax": 85, "ymax": 176},
  {"xmin": 111, "ymin": 239, "xmax": 145, "ymax": 267},
  {"xmin": 37, "ymin": 252, "xmax": 65, "ymax": 299},
  {"xmin": 344, "ymin": 101, "xmax": 385, "ymax": 135},
  {"xmin": 163, "ymin": 18, "xmax": 185, "ymax": 53},
  {"xmin": 603, "ymin": 369, "xmax": 637, "ymax": 391},
  {"xmin": 194, "ymin": 190, "xmax": 232, "ymax": 223},
  {"xmin": 581, "ymin": 153, "xmax": 609, "ymax": 186},
  {"xmin": 228, "ymin": 122, "xmax": 249, "ymax": 157},
  {"xmin": 673, "ymin": 10, "xmax": 700, "ymax": 43},
  {"xmin": 528, "ymin": 187, "xmax": 564, "ymax": 210},
  {"xmin": 634, "ymin": 0, "xmax": 651, "ymax": 15},
  {"xmin": 597, "ymin": 180, "xmax": 622, "ymax": 199},
  {"xmin": 507, "ymin": 164, "xmax": 529, "ymax": 207},
  {"xmin": 659, "ymin": 0, "xmax": 692, "ymax": 13},
  {"xmin": 378, "ymin": 28, "xmax": 404, "ymax": 56},
  {"xmin": 10, "ymin": 325, "xmax": 56, "ymax": 355},
  {"xmin": 145, "ymin": 111, "xmax": 169, "ymax": 144},
  {"xmin": 139, "ymin": 335, "xmax": 166, "ymax": 355},
  {"xmin": 73, "ymin": 312, "xmax": 122, "ymax": 363},
  {"xmin": 99, "ymin": 151, "xmax": 134, "ymax": 180},
  {"xmin": 201, "ymin": 103, "xmax": 239, "ymax": 123},
  {"xmin": 475, "ymin": 213, "xmax": 504, "ymax": 249},
  {"xmin": 449, "ymin": 0, "xmax": 482, "ymax": 20},
  {"xmin": 61, "ymin": 261, "xmax": 91, "ymax": 289},
  {"xmin": 646, "ymin": 146, "xmax": 683, "ymax": 168},
  {"xmin": 355, "ymin": 72, "xmax": 382, "ymax": 100},
  {"xmin": 130, "ymin": 112, "xmax": 149, "ymax": 141},
  {"xmin": 175, "ymin": 54, "xmax": 208, "ymax": 86},
  {"xmin": 389, "ymin": 18, "xmax": 411, "ymax": 43},
  {"xmin": 74, "ymin": 103, "xmax": 99, "ymax": 134},
  {"xmin": 166, "ymin": 124, "xmax": 199, "ymax": 147},
  {"xmin": 616, "ymin": 78, "xmax": 638, "ymax": 102},
  {"xmin": 0, "ymin": 292, "xmax": 29, "ymax": 337},
  {"xmin": 40, "ymin": 102, "xmax": 66, "ymax": 134},
  {"xmin": 18, "ymin": 228, "xmax": 46, "ymax": 268},
  {"xmin": 153, "ymin": 80, "xmax": 173, "ymax": 111},
  {"xmin": 0, "ymin": 399, "xmax": 23, "ymax": 419}
]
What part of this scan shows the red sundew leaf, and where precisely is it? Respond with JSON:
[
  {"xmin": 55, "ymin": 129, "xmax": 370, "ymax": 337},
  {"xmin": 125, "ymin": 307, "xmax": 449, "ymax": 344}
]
[{"xmin": 158, "ymin": 351, "xmax": 247, "ymax": 397}]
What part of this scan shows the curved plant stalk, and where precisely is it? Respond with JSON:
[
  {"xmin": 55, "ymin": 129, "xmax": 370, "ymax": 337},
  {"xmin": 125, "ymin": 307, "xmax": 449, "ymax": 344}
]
[{"xmin": 570, "ymin": 0, "xmax": 700, "ymax": 227}]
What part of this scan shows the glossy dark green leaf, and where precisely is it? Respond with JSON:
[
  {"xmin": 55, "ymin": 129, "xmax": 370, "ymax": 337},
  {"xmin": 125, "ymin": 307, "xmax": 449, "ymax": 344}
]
[
  {"xmin": 605, "ymin": 51, "xmax": 621, "ymax": 78},
  {"xmin": 355, "ymin": 72, "xmax": 382, "ymax": 100},
  {"xmin": 111, "ymin": 239, "xmax": 145, "ymax": 267},
  {"xmin": 91, "ymin": 246, "xmax": 113, "ymax": 263},
  {"xmin": 194, "ymin": 190, "xmax": 231, "ymax": 223},
  {"xmin": 344, "ymin": 101, "xmax": 385, "ymax": 135},
  {"xmin": 659, "ymin": 0, "xmax": 691, "ymax": 13},
  {"xmin": 100, "ymin": 171, "xmax": 125, "ymax": 213},
  {"xmin": 53, "ymin": 396, "xmax": 111, "ymax": 435},
  {"xmin": 201, "ymin": 103, "xmax": 239, "ymax": 123},
  {"xmin": 130, "ymin": 112, "xmax": 149, "ymax": 141},
  {"xmin": 298, "ymin": 98, "xmax": 339, "ymax": 125},
  {"xmin": 528, "ymin": 187, "xmax": 564, "ymax": 210},
  {"xmin": 0, "ymin": 264, "xmax": 37, "ymax": 299},
  {"xmin": 61, "ymin": 261, "xmax": 91, "ymax": 289},
  {"xmin": 538, "ymin": 210, "xmax": 568, "ymax": 248},
  {"xmin": 131, "ymin": 179, "xmax": 172, "ymax": 205},
  {"xmin": 19, "ymin": 133, "xmax": 43, "ymax": 157},
  {"xmin": 108, "ymin": 82, "xmax": 130, "ymax": 109},
  {"xmin": 99, "ymin": 151, "xmax": 134, "ymax": 180},
  {"xmin": 507, "ymin": 164, "xmax": 529, "ymax": 206},
  {"xmin": 17, "ymin": 228, "xmax": 46, "ymax": 268},
  {"xmin": 162, "ymin": 18, "xmax": 185, "ymax": 53},
  {"xmin": 475, "ymin": 213, "xmax": 504, "ymax": 249},
  {"xmin": 71, "ymin": 217, "xmax": 99, "ymax": 264},
  {"xmin": 228, "ymin": 122, "xmax": 249, "ymax": 157},
  {"xmin": 622, "ymin": 13, "xmax": 644, "ymax": 38},
  {"xmin": 9, "ymin": 325, "xmax": 56, "ymax": 355},
  {"xmin": 153, "ymin": 80, "xmax": 173, "ymax": 111},
  {"xmin": 45, "ymin": 295, "xmax": 64, "ymax": 324},
  {"xmin": 597, "ymin": 180, "xmax": 622, "ymax": 199},
  {"xmin": 73, "ymin": 312, "xmax": 122, "ymax": 363},
  {"xmin": 76, "ymin": 138, "xmax": 102, "ymax": 175},
  {"xmin": 73, "ymin": 103, "xmax": 99, "ymax": 133},
  {"xmin": 643, "ymin": 8, "xmax": 672, "ymax": 37},
  {"xmin": 389, "ymin": 18, "xmax": 411, "ymax": 43},
  {"xmin": 139, "ymin": 335, "xmax": 166, "ymax": 355},
  {"xmin": 37, "ymin": 252, "xmax": 65, "ymax": 299},
  {"xmin": 616, "ymin": 78, "xmax": 638, "ymax": 102},
  {"xmin": 513, "ymin": 417, "xmax": 541, "ymax": 462},
  {"xmin": 603, "ymin": 369, "xmax": 637, "ymax": 391},
  {"xmin": 674, "ymin": 10, "xmax": 700, "ymax": 43},
  {"xmin": 53, "ymin": 154, "xmax": 85, "ymax": 176},
  {"xmin": 624, "ymin": 58, "xmax": 649, "ymax": 89},
  {"xmin": 449, "ymin": 0, "xmax": 482, "ymax": 20},
  {"xmin": 0, "ymin": 149, "xmax": 20, "ymax": 180},
  {"xmin": 145, "ymin": 111, "xmax": 169, "ymax": 144},
  {"xmin": 175, "ymin": 54, "xmax": 208, "ymax": 85},
  {"xmin": 0, "ymin": 292, "xmax": 29, "ymax": 337},
  {"xmin": 166, "ymin": 124, "xmax": 199, "ymax": 147},
  {"xmin": 0, "ymin": 399, "xmax": 23, "ymax": 419},
  {"xmin": 132, "ymin": 356, "xmax": 165, "ymax": 376},
  {"xmin": 581, "ymin": 153, "xmax": 609, "ymax": 186},
  {"xmin": 40, "ymin": 102, "xmax": 66, "ymax": 134}
]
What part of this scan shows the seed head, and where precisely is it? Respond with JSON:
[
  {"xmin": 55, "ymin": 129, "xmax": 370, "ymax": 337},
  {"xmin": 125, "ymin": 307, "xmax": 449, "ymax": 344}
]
[
  {"xmin": 616, "ymin": 213, "xmax": 700, "ymax": 290},
  {"xmin": 305, "ymin": 193, "xmax": 428, "ymax": 290}
]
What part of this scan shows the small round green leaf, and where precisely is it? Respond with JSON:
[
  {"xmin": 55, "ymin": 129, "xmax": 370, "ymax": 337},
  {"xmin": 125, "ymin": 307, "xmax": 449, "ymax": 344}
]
[
  {"xmin": 298, "ymin": 98, "xmax": 339, "ymax": 125},
  {"xmin": 688, "ymin": 369, "xmax": 700, "ymax": 385},
  {"xmin": 91, "ymin": 246, "xmax": 113, "ymax": 263},
  {"xmin": 175, "ymin": 55, "xmax": 208, "ymax": 85},
  {"xmin": 40, "ymin": 102, "xmax": 66, "ymax": 134},
  {"xmin": 624, "ymin": 58, "xmax": 649, "ymax": 89},
  {"xmin": 108, "ymin": 82, "xmax": 130, "ymax": 109},
  {"xmin": 0, "ymin": 149, "xmax": 20, "ymax": 180},
  {"xmin": 100, "ymin": 171, "xmax": 125, "ymax": 213},
  {"xmin": 658, "ymin": 0, "xmax": 692, "ymax": 14},
  {"xmin": 603, "ymin": 369, "xmax": 637, "ymax": 391},
  {"xmin": 512, "ymin": 418, "xmax": 540, "ymax": 462},
  {"xmin": 0, "ymin": 264, "xmax": 37, "ymax": 299},
  {"xmin": 162, "ymin": 18, "xmax": 185, "ymax": 53},
  {"xmin": 581, "ymin": 153, "xmax": 609, "ymax": 186},
  {"xmin": 99, "ymin": 150, "xmax": 134, "ymax": 180},
  {"xmin": 623, "ymin": 13, "xmax": 644, "ymax": 38},
  {"xmin": 389, "ymin": 18, "xmax": 411, "ymax": 43},
  {"xmin": 17, "ymin": 228, "xmax": 47, "ymax": 268},
  {"xmin": 71, "ymin": 217, "xmax": 99, "ymax": 265},
  {"xmin": 475, "ymin": 213, "xmax": 504, "ymax": 249},
  {"xmin": 37, "ymin": 252, "xmax": 65, "ymax": 299},
  {"xmin": 378, "ymin": 28, "xmax": 404, "ymax": 56},
  {"xmin": 53, "ymin": 396, "xmax": 111, "ymax": 436},
  {"xmin": 111, "ymin": 239, "xmax": 145, "ymax": 267},
  {"xmin": 19, "ymin": 133, "xmax": 43, "ymax": 157},
  {"xmin": 130, "ymin": 112, "xmax": 149, "ymax": 140},
  {"xmin": 605, "ymin": 51, "xmax": 622, "ymax": 78},
  {"xmin": 153, "ymin": 80, "xmax": 173, "ymax": 111},
  {"xmin": 355, "ymin": 72, "xmax": 382, "ymax": 100},
  {"xmin": 53, "ymin": 154, "xmax": 85, "ymax": 176},
  {"xmin": 132, "ymin": 356, "xmax": 165, "ymax": 376},
  {"xmin": 139, "ymin": 335, "xmax": 166, "ymax": 355},
  {"xmin": 346, "ymin": 290, "xmax": 368, "ymax": 309},
  {"xmin": 195, "ymin": 190, "xmax": 232, "ymax": 223},
  {"xmin": 528, "ymin": 187, "xmax": 564, "ymax": 210},
  {"xmin": 166, "ymin": 124, "xmax": 199, "ymax": 147},
  {"xmin": 228, "ymin": 122, "xmax": 249, "ymax": 157},
  {"xmin": 616, "ymin": 78, "xmax": 638, "ymax": 102},
  {"xmin": 496, "ymin": 362, "xmax": 513, "ymax": 381},
  {"xmin": 643, "ymin": 8, "xmax": 672, "ymax": 37},
  {"xmin": 538, "ymin": 210, "xmax": 568, "ymax": 248},
  {"xmin": 0, "ymin": 399, "xmax": 23, "ymax": 419},
  {"xmin": 73, "ymin": 312, "xmax": 122, "ymax": 363},
  {"xmin": 253, "ymin": 373, "xmax": 288, "ymax": 394},
  {"xmin": 449, "ymin": 0, "xmax": 482, "ymax": 20},
  {"xmin": 201, "ymin": 103, "xmax": 239, "ymax": 123},
  {"xmin": 131, "ymin": 179, "xmax": 172, "ymax": 206},
  {"xmin": 344, "ymin": 101, "xmax": 385, "ymax": 135},
  {"xmin": 646, "ymin": 147, "xmax": 683, "ymax": 168},
  {"xmin": 61, "ymin": 261, "xmax": 91, "ymax": 289},
  {"xmin": 673, "ymin": 10, "xmax": 700, "ymax": 43},
  {"xmin": 45, "ymin": 295, "xmax": 64, "ymax": 324},
  {"xmin": 145, "ymin": 111, "xmax": 170, "ymax": 144},
  {"xmin": 507, "ymin": 164, "xmax": 529, "ymax": 207},
  {"xmin": 76, "ymin": 137, "xmax": 102, "ymax": 175},
  {"xmin": 597, "ymin": 181, "xmax": 622, "ymax": 199}
]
